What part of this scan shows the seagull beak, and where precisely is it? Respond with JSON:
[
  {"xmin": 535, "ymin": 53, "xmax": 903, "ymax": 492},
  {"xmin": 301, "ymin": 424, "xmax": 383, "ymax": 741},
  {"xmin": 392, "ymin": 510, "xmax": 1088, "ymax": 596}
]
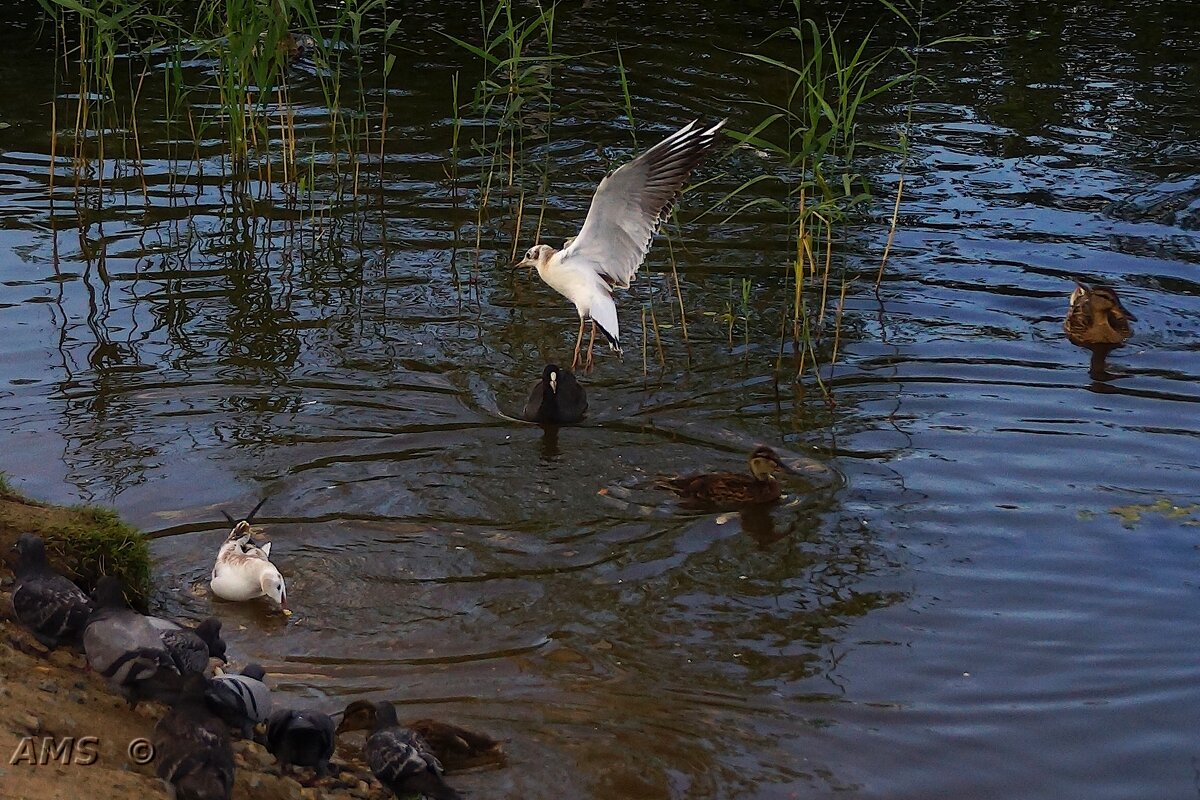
[{"xmin": 514, "ymin": 257, "xmax": 535, "ymax": 272}]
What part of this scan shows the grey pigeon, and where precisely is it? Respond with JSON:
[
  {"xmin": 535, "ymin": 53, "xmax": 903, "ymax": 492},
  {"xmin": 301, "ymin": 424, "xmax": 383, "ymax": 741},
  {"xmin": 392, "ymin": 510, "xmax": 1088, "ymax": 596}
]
[
  {"xmin": 153, "ymin": 672, "xmax": 234, "ymax": 800},
  {"xmin": 338, "ymin": 700, "xmax": 461, "ymax": 800},
  {"xmin": 206, "ymin": 663, "xmax": 272, "ymax": 738},
  {"xmin": 83, "ymin": 578, "xmax": 225, "ymax": 707},
  {"xmin": 266, "ymin": 707, "xmax": 336, "ymax": 777},
  {"xmin": 8, "ymin": 534, "xmax": 93, "ymax": 648}
]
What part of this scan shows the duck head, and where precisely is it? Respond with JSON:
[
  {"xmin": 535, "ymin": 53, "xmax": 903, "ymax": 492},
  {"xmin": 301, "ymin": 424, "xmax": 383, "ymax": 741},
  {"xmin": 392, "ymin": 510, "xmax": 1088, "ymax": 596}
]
[
  {"xmin": 1088, "ymin": 284, "xmax": 1136, "ymax": 322},
  {"xmin": 336, "ymin": 699, "xmax": 399, "ymax": 734},
  {"xmin": 748, "ymin": 446, "xmax": 793, "ymax": 481},
  {"xmin": 260, "ymin": 568, "xmax": 288, "ymax": 612},
  {"xmin": 1071, "ymin": 281, "xmax": 1137, "ymax": 321},
  {"xmin": 515, "ymin": 244, "xmax": 557, "ymax": 272}
]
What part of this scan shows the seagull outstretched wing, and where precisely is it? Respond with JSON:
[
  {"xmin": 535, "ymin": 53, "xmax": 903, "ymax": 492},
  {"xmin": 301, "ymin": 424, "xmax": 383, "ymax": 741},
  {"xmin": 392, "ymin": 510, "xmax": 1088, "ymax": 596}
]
[{"xmin": 559, "ymin": 119, "xmax": 726, "ymax": 289}]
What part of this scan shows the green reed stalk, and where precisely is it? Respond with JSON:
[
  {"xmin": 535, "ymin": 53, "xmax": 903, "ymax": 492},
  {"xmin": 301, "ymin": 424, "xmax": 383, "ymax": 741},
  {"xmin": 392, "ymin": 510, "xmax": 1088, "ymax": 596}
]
[
  {"xmin": 616, "ymin": 44, "xmax": 637, "ymax": 148},
  {"xmin": 741, "ymin": 277, "xmax": 752, "ymax": 355},
  {"xmin": 37, "ymin": 0, "xmax": 399, "ymax": 214},
  {"xmin": 713, "ymin": 0, "xmax": 917, "ymax": 392},
  {"xmin": 442, "ymin": 1, "xmax": 565, "ymax": 262}
]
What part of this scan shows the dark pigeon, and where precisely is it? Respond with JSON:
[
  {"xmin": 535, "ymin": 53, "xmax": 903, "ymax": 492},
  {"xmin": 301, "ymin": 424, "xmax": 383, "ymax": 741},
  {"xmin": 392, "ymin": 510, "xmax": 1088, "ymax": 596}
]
[
  {"xmin": 338, "ymin": 700, "xmax": 461, "ymax": 800},
  {"xmin": 266, "ymin": 707, "xmax": 336, "ymax": 777},
  {"xmin": 153, "ymin": 673, "xmax": 234, "ymax": 800},
  {"xmin": 206, "ymin": 663, "xmax": 272, "ymax": 739},
  {"xmin": 8, "ymin": 534, "xmax": 93, "ymax": 648}
]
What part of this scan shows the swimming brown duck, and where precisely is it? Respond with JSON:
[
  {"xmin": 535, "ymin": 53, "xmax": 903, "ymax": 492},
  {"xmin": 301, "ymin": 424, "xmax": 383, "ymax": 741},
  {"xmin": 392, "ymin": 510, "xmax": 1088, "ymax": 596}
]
[
  {"xmin": 656, "ymin": 445, "xmax": 794, "ymax": 509},
  {"xmin": 407, "ymin": 718, "xmax": 506, "ymax": 772},
  {"xmin": 1063, "ymin": 281, "xmax": 1136, "ymax": 378}
]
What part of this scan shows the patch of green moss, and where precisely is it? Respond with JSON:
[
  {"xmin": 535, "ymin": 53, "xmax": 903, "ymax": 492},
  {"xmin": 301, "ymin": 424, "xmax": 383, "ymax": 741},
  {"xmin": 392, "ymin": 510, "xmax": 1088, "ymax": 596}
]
[
  {"xmin": 61, "ymin": 505, "xmax": 154, "ymax": 605},
  {"xmin": 0, "ymin": 484, "xmax": 152, "ymax": 609}
]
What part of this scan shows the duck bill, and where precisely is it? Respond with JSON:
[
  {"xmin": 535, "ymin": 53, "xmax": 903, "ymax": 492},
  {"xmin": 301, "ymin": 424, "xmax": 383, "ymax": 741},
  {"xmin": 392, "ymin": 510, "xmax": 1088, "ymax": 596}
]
[
  {"xmin": 1119, "ymin": 305, "xmax": 1137, "ymax": 322},
  {"xmin": 1069, "ymin": 279, "xmax": 1090, "ymax": 305},
  {"xmin": 773, "ymin": 459, "xmax": 798, "ymax": 475},
  {"xmin": 333, "ymin": 713, "xmax": 361, "ymax": 735}
]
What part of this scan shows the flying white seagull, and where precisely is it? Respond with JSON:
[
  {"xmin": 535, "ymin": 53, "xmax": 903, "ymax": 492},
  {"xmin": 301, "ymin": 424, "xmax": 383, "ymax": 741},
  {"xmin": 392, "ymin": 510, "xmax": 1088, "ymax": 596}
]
[{"xmin": 516, "ymin": 119, "xmax": 726, "ymax": 370}]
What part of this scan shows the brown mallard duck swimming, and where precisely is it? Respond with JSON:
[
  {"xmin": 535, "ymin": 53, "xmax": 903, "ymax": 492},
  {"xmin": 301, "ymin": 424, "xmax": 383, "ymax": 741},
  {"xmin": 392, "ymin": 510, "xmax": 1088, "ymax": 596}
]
[
  {"xmin": 407, "ymin": 718, "xmax": 506, "ymax": 772},
  {"xmin": 1064, "ymin": 281, "xmax": 1136, "ymax": 378},
  {"xmin": 279, "ymin": 31, "xmax": 318, "ymax": 61},
  {"xmin": 656, "ymin": 445, "xmax": 794, "ymax": 509}
]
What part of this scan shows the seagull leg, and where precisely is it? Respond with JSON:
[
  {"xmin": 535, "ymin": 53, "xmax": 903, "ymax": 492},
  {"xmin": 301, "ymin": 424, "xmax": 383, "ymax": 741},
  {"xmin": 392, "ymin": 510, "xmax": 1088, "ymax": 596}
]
[
  {"xmin": 571, "ymin": 318, "xmax": 585, "ymax": 371},
  {"xmin": 585, "ymin": 321, "xmax": 597, "ymax": 372}
]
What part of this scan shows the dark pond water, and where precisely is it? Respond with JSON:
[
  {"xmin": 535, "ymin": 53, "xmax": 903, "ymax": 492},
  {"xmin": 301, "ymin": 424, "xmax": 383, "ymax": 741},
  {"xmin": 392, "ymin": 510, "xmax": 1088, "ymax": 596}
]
[{"xmin": 1, "ymin": 1, "xmax": 1199, "ymax": 798}]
